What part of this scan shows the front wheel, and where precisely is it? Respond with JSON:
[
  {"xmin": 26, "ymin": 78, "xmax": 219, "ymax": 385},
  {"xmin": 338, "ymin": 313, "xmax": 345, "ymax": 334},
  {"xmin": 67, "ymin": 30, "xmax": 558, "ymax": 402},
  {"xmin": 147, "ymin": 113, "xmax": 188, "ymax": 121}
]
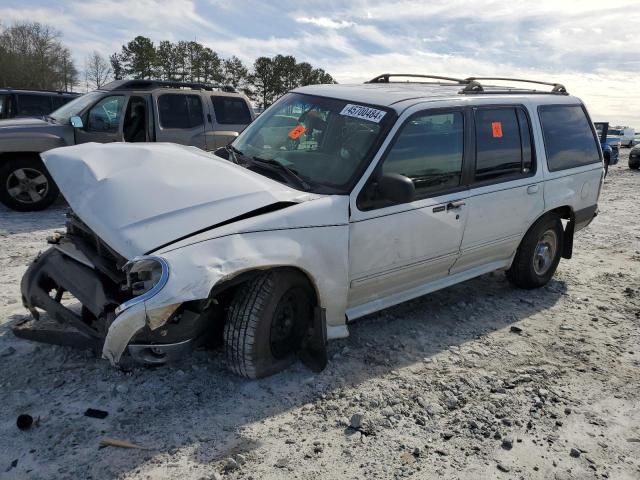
[
  {"xmin": 223, "ymin": 270, "xmax": 314, "ymax": 379},
  {"xmin": 0, "ymin": 156, "xmax": 59, "ymax": 211},
  {"xmin": 506, "ymin": 215, "xmax": 564, "ymax": 289}
]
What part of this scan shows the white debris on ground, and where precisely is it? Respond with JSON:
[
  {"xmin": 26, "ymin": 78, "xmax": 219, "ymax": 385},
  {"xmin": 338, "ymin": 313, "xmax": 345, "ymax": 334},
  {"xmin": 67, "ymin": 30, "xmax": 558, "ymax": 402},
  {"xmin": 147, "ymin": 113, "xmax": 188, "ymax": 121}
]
[{"xmin": 1, "ymin": 152, "xmax": 639, "ymax": 480}]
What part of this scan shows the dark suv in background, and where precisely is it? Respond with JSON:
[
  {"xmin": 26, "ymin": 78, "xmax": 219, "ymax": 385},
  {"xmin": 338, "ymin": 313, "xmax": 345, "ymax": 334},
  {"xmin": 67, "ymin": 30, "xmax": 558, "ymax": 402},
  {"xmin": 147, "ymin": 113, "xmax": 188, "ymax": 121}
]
[
  {"xmin": 0, "ymin": 80, "xmax": 254, "ymax": 211},
  {"xmin": 0, "ymin": 89, "xmax": 79, "ymax": 119}
]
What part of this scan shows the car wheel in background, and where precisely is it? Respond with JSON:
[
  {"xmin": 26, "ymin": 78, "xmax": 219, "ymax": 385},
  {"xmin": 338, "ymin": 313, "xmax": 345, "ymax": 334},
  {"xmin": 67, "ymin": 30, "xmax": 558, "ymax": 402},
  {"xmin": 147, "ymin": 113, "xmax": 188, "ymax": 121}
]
[
  {"xmin": 507, "ymin": 214, "xmax": 564, "ymax": 289},
  {"xmin": 0, "ymin": 156, "xmax": 59, "ymax": 211}
]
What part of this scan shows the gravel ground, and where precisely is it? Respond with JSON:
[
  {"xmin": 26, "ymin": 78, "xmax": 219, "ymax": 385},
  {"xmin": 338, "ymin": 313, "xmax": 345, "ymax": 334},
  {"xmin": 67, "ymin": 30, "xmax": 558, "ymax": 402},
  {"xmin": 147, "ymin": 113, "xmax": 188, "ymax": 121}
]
[{"xmin": 1, "ymin": 151, "xmax": 639, "ymax": 480}]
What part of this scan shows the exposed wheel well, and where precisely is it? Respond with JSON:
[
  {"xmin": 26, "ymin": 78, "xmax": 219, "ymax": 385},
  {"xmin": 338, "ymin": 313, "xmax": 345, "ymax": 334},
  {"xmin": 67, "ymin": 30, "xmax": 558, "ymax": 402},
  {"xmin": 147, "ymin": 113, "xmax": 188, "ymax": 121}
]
[
  {"xmin": 0, "ymin": 152, "xmax": 43, "ymax": 164},
  {"xmin": 204, "ymin": 266, "xmax": 320, "ymax": 344}
]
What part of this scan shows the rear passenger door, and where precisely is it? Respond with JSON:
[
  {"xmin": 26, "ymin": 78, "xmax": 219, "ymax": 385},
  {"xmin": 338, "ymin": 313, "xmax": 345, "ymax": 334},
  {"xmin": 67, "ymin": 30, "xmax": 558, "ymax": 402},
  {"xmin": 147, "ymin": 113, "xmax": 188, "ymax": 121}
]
[
  {"xmin": 154, "ymin": 93, "xmax": 206, "ymax": 149},
  {"xmin": 451, "ymin": 105, "xmax": 544, "ymax": 274},
  {"xmin": 205, "ymin": 95, "xmax": 253, "ymax": 150}
]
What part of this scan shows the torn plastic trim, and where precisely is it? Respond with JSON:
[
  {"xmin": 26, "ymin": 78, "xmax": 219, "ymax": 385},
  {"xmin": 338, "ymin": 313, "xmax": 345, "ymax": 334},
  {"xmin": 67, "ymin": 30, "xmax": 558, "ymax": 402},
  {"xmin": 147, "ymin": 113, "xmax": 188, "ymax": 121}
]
[
  {"xmin": 114, "ymin": 255, "xmax": 170, "ymax": 315},
  {"xmin": 102, "ymin": 302, "xmax": 146, "ymax": 365}
]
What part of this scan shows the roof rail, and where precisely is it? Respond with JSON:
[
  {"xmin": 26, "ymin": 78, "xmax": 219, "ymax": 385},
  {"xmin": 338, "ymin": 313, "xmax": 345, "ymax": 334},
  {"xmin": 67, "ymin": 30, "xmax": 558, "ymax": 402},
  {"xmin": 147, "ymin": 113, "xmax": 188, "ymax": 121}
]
[
  {"xmin": 364, "ymin": 73, "xmax": 568, "ymax": 95},
  {"xmin": 103, "ymin": 79, "xmax": 237, "ymax": 93},
  {"xmin": 461, "ymin": 77, "xmax": 567, "ymax": 94},
  {"xmin": 366, "ymin": 73, "xmax": 467, "ymax": 84},
  {"xmin": 0, "ymin": 87, "xmax": 78, "ymax": 95}
]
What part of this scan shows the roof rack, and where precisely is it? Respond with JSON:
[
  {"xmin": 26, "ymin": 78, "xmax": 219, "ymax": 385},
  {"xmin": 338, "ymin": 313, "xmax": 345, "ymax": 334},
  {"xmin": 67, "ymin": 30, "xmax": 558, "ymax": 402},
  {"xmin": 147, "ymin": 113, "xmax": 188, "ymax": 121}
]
[
  {"xmin": 103, "ymin": 79, "xmax": 237, "ymax": 93},
  {"xmin": 461, "ymin": 77, "xmax": 567, "ymax": 94},
  {"xmin": 0, "ymin": 87, "xmax": 78, "ymax": 95},
  {"xmin": 366, "ymin": 73, "xmax": 467, "ymax": 85},
  {"xmin": 365, "ymin": 73, "xmax": 568, "ymax": 95}
]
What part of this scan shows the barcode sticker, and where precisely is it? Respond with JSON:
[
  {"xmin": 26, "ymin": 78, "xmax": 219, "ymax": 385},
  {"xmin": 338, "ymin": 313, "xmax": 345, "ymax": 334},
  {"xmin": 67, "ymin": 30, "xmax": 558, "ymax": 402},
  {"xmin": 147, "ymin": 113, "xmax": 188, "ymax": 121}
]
[{"xmin": 340, "ymin": 104, "xmax": 386, "ymax": 123}]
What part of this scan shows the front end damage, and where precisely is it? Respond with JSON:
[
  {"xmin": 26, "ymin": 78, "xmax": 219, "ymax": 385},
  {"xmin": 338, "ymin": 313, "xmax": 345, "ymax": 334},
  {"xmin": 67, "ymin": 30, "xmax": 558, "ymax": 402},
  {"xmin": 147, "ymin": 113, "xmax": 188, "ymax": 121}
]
[{"xmin": 19, "ymin": 213, "xmax": 210, "ymax": 365}]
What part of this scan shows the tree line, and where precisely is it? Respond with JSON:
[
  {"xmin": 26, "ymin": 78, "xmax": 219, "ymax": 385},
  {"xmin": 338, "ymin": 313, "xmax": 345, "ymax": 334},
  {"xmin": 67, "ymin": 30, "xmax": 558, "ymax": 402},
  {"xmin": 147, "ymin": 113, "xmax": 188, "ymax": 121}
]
[
  {"xmin": 109, "ymin": 36, "xmax": 336, "ymax": 108},
  {"xmin": 0, "ymin": 23, "xmax": 337, "ymax": 108},
  {"xmin": 0, "ymin": 22, "xmax": 78, "ymax": 91}
]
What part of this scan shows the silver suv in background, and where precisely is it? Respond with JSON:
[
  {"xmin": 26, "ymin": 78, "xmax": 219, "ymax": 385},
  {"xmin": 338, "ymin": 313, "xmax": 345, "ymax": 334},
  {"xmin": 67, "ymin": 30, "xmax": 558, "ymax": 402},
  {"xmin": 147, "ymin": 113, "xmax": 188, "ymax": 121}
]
[{"xmin": 0, "ymin": 80, "xmax": 254, "ymax": 211}]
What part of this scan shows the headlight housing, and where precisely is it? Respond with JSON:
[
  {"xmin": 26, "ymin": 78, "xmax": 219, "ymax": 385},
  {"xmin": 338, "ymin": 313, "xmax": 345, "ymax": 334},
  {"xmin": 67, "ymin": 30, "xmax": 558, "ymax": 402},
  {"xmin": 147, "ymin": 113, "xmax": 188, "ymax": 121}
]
[{"xmin": 115, "ymin": 256, "xmax": 169, "ymax": 315}]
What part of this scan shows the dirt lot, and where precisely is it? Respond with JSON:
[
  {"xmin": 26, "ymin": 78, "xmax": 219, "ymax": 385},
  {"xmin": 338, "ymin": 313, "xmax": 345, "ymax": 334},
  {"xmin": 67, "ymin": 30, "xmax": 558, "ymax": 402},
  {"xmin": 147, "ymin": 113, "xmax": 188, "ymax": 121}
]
[{"xmin": 1, "ymin": 151, "xmax": 639, "ymax": 480}]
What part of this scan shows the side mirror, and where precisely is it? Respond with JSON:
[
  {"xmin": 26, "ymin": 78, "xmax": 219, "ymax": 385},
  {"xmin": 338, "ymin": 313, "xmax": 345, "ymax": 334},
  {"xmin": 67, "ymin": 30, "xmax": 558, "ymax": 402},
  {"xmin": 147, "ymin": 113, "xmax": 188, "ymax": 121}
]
[
  {"xmin": 69, "ymin": 116, "xmax": 83, "ymax": 128},
  {"xmin": 377, "ymin": 173, "xmax": 415, "ymax": 204}
]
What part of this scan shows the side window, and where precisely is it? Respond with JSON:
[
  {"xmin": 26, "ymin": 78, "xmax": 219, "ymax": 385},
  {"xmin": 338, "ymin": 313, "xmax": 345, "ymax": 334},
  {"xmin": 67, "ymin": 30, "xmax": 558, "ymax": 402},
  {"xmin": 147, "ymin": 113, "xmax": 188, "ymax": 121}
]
[
  {"xmin": 0, "ymin": 94, "xmax": 14, "ymax": 119},
  {"xmin": 381, "ymin": 111, "xmax": 464, "ymax": 196},
  {"xmin": 52, "ymin": 96, "xmax": 72, "ymax": 110},
  {"xmin": 17, "ymin": 94, "xmax": 52, "ymax": 116},
  {"xmin": 539, "ymin": 105, "xmax": 601, "ymax": 171},
  {"xmin": 86, "ymin": 96, "xmax": 125, "ymax": 132},
  {"xmin": 211, "ymin": 96, "xmax": 252, "ymax": 124},
  {"xmin": 474, "ymin": 107, "xmax": 533, "ymax": 181},
  {"xmin": 158, "ymin": 94, "xmax": 203, "ymax": 129}
]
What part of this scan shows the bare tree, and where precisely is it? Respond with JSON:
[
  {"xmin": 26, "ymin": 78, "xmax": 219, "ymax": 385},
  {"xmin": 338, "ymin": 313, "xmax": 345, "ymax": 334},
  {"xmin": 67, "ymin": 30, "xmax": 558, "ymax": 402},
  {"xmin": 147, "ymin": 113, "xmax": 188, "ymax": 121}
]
[
  {"xmin": 0, "ymin": 21, "xmax": 78, "ymax": 90},
  {"xmin": 85, "ymin": 51, "xmax": 112, "ymax": 89}
]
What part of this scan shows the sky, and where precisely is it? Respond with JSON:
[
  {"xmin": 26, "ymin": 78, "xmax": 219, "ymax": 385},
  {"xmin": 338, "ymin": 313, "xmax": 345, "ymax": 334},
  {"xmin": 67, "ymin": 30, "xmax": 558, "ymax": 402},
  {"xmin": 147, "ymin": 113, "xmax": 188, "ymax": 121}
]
[{"xmin": 2, "ymin": 0, "xmax": 639, "ymax": 126}]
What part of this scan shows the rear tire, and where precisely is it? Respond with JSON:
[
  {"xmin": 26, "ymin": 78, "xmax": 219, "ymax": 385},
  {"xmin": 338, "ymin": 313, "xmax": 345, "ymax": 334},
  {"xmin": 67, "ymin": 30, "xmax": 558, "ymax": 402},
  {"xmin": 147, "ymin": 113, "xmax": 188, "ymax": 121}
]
[
  {"xmin": 223, "ymin": 270, "xmax": 314, "ymax": 379},
  {"xmin": 0, "ymin": 156, "xmax": 59, "ymax": 211},
  {"xmin": 506, "ymin": 214, "xmax": 564, "ymax": 289}
]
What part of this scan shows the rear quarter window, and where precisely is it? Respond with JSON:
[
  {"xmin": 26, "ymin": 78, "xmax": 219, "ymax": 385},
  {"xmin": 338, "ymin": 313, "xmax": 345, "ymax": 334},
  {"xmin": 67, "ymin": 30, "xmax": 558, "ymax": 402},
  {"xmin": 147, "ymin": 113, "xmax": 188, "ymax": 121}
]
[
  {"xmin": 539, "ymin": 105, "xmax": 601, "ymax": 171},
  {"xmin": 211, "ymin": 96, "xmax": 252, "ymax": 125}
]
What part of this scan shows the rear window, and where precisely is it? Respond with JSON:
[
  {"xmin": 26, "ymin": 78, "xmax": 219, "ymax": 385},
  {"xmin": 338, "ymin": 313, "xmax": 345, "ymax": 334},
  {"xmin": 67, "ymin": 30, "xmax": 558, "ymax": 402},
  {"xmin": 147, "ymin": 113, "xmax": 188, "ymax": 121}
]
[
  {"xmin": 158, "ymin": 94, "xmax": 204, "ymax": 129},
  {"xmin": 211, "ymin": 96, "xmax": 252, "ymax": 124},
  {"xmin": 539, "ymin": 105, "xmax": 601, "ymax": 171},
  {"xmin": 17, "ymin": 94, "xmax": 52, "ymax": 116}
]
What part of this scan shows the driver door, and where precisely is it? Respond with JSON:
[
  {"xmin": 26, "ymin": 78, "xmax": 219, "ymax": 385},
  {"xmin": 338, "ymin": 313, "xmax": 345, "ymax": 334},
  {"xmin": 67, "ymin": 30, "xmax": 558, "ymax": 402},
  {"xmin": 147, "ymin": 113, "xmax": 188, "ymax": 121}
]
[
  {"xmin": 347, "ymin": 109, "xmax": 469, "ymax": 316},
  {"xmin": 75, "ymin": 95, "xmax": 126, "ymax": 144}
]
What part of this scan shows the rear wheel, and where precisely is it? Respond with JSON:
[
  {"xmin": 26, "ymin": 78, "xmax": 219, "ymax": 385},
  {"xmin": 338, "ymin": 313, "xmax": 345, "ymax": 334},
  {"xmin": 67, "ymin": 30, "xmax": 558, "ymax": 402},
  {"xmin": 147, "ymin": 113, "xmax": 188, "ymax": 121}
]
[
  {"xmin": 506, "ymin": 215, "xmax": 564, "ymax": 289},
  {"xmin": 0, "ymin": 156, "xmax": 59, "ymax": 211},
  {"xmin": 223, "ymin": 270, "xmax": 314, "ymax": 379}
]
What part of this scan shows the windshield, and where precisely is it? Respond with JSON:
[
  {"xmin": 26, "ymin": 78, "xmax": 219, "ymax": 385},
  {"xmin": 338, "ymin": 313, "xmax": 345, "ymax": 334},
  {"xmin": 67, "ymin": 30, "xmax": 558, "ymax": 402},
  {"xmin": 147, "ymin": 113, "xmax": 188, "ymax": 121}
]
[
  {"xmin": 608, "ymin": 129, "xmax": 622, "ymax": 136},
  {"xmin": 50, "ymin": 91, "xmax": 102, "ymax": 123},
  {"xmin": 232, "ymin": 92, "xmax": 393, "ymax": 192}
]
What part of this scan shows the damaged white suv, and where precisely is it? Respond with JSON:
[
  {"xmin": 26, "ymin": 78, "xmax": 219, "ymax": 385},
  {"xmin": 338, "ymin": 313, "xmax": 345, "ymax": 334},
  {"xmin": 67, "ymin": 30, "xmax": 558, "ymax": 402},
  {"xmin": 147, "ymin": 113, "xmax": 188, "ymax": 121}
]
[{"xmin": 20, "ymin": 74, "xmax": 604, "ymax": 378}]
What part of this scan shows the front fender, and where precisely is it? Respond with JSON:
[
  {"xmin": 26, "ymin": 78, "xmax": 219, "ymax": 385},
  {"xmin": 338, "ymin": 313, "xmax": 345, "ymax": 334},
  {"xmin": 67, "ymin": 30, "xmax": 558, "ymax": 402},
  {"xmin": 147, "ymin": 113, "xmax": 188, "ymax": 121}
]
[
  {"xmin": 144, "ymin": 225, "xmax": 350, "ymax": 337},
  {"xmin": 0, "ymin": 130, "xmax": 70, "ymax": 154}
]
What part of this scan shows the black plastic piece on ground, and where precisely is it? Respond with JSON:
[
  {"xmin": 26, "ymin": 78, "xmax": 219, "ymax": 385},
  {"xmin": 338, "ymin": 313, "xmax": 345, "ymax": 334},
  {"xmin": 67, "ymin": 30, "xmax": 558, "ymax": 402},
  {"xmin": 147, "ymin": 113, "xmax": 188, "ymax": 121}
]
[
  {"xmin": 16, "ymin": 414, "xmax": 33, "ymax": 430},
  {"xmin": 84, "ymin": 408, "xmax": 109, "ymax": 419}
]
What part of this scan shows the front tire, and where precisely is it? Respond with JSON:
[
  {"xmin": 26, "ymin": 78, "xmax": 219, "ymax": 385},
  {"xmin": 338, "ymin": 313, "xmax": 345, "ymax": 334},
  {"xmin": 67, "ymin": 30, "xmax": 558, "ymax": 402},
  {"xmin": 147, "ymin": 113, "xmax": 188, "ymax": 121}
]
[
  {"xmin": 223, "ymin": 270, "xmax": 314, "ymax": 379},
  {"xmin": 0, "ymin": 156, "xmax": 59, "ymax": 211},
  {"xmin": 506, "ymin": 215, "xmax": 564, "ymax": 289}
]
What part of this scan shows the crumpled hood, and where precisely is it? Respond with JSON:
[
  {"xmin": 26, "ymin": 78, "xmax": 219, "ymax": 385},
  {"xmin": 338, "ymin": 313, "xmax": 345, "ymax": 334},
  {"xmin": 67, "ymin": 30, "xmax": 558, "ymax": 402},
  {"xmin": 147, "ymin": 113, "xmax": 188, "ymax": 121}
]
[{"xmin": 42, "ymin": 143, "xmax": 318, "ymax": 258}]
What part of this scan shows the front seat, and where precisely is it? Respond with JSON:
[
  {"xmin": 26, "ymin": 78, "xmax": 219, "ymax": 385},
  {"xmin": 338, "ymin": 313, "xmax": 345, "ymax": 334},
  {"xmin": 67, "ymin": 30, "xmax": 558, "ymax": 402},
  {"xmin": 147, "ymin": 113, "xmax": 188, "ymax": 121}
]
[{"xmin": 124, "ymin": 104, "xmax": 146, "ymax": 142}]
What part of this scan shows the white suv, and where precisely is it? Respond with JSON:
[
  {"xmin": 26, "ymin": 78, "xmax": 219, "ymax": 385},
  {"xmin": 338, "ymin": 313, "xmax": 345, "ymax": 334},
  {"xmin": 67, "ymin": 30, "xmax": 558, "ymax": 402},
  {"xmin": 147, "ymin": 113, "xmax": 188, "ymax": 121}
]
[{"xmin": 20, "ymin": 74, "xmax": 604, "ymax": 378}]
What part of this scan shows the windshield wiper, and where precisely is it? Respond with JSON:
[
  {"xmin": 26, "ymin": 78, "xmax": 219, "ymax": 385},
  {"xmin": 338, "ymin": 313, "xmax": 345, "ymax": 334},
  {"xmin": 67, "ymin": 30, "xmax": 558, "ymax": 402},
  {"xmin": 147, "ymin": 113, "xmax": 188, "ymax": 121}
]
[
  {"xmin": 225, "ymin": 145, "xmax": 310, "ymax": 191},
  {"xmin": 250, "ymin": 157, "xmax": 311, "ymax": 191}
]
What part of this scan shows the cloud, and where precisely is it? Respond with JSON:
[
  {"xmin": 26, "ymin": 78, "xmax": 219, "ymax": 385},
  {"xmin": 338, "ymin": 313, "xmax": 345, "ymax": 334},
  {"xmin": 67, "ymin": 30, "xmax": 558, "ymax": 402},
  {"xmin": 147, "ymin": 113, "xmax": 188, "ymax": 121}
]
[
  {"xmin": 0, "ymin": 0, "xmax": 638, "ymax": 124},
  {"xmin": 295, "ymin": 17, "xmax": 355, "ymax": 29}
]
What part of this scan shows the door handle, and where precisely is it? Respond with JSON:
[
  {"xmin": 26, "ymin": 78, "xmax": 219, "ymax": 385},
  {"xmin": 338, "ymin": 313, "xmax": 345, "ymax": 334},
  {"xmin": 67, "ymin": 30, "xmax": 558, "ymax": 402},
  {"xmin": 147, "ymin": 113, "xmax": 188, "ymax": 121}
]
[
  {"xmin": 446, "ymin": 200, "xmax": 466, "ymax": 210},
  {"xmin": 527, "ymin": 184, "xmax": 539, "ymax": 194}
]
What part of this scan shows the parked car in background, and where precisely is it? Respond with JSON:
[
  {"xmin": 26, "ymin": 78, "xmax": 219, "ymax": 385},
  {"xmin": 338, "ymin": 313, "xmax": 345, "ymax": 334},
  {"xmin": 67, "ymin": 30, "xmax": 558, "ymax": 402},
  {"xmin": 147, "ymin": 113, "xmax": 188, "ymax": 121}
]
[
  {"xmin": 608, "ymin": 126, "xmax": 635, "ymax": 147},
  {"xmin": 629, "ymin": 144, "xmax": 640, "ymax": 169},
  {"xmin": 19, "ymin": 74, "xmax": 604, "ymax": 378},
  {"xmin": 594, "ymin": 122, "xmax": 618, "ymax": 174},
  {"xmin": 0, "ymin": 80, "xmax": 254, "ymax": 211},
  {"xmin": 0, "ymin": 89, "xmax": 78, "ymax": 119}
]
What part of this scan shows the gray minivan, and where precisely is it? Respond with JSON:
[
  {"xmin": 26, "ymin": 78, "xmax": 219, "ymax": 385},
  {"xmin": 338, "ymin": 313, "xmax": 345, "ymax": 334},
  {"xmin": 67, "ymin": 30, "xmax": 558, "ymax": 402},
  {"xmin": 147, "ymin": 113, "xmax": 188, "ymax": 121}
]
[{"xmin": 0, "ymin": 80, "xmax": 254, "ymax": 211}]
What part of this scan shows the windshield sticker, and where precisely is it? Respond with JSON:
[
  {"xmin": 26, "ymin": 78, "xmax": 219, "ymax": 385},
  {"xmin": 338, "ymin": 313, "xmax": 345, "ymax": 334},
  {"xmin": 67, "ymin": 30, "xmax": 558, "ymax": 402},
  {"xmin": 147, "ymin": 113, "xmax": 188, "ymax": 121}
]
[
  {"xmin": 340, "ymin": 104, "xmax": 386, "ymax": 123},
  {"xmin": 288, "ymin": 125, "xmax": 306, "ymax": 140},
  {"xmin": 492, "ymin": 121, "xmax": 503, "ymax": 138}
]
